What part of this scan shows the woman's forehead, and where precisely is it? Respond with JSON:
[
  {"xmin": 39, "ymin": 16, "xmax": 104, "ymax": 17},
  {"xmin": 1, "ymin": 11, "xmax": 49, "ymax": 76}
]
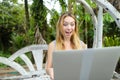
[{"xmin": 63, "ymin": 16, "xmax": 75, "ymax": 22}]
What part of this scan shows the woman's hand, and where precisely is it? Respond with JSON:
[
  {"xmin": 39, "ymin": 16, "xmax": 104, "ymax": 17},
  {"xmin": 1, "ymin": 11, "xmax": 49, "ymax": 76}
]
[{"xmin": 46, "ymin": 68, "xmax": 54, "ymax": 80}]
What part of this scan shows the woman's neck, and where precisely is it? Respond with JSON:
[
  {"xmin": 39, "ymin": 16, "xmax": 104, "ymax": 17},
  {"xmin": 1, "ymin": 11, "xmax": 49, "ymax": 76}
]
[
  {"xmin": 64, "ymin": 37, "xmax": 71, "ymax": 42},
  {"xmin": 64, "ymin": 40, "xmax": 73, "ymax": 50}
]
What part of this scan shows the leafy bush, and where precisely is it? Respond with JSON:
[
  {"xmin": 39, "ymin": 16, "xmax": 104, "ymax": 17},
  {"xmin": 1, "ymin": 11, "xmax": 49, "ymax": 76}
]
[
  {"xmin": 9, "ymin": 33, "xmax": 26, "ymax": 53},
  {"xmin": 103, "ymin": 35, "xmax": 120, "ymax": 47}
]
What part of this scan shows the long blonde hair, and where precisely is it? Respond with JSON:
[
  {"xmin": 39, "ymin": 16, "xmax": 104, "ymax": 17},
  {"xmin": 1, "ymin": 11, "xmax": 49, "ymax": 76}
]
[{"xmin": 56, "ymin": 12, "xmax": 83, "ymax": 50}]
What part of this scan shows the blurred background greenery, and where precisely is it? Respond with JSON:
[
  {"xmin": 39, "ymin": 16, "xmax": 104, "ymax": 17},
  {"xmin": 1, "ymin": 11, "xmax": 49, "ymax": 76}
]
[{"xmin": 0, "ymin": 0, "xmax": 120, "ymax": 73}]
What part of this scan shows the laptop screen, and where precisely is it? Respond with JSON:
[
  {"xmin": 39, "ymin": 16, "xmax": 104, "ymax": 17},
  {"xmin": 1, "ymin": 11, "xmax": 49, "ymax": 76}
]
[{"xmin": 53, "ymin": 47, "xmax": 120, "ymax": 80}]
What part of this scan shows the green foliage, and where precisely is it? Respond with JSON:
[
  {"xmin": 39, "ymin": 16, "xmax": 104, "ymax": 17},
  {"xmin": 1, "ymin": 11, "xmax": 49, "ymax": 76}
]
[
  {"xmin": 44, "ymin": 9, "xmax": 59, "ymax": 42},
  {"xmin": 9, "ymin": 33, "xmax": 26, "ymax": 52},
  {"xmin": 0, "ymin": 1, "xmax": 24, "ymax": 27},
  {"xmin": 0, "ymin": 51, "xmax": 11, "ymax": 57},
  {"xmin": 0, "ymin": 63, "xmax": 8, "ymax": 68},
  {"xmin": 30, "ymin": 0, "xmax": 50, "ymax": 43},
  {"xmin": 31, "ymin": 0, "xmax": 47, "ymax": 26},
  {"xmin": 14, "ymin": 57, "xmax": 26, "ymax": 65},
  {"xmin": 0, "ymin": 0, "xmax": 120, "ymax": 54},
  {"xmin": 103, "ymin": 13, "xmax": 118, "ymax": 37},
  {"xmin": 0, "ymin": 1, "xmax": 25, "ymax": 52},
  {"xmin": 103, "ymin": 13, "xmax": 120, "ymax": 45},
  {"xmin": 86, "ymin": 0, "xmax": 97, "ymax": 8},
  {"xmin": 0, "ymin": 51, "xmax": 31, "ymax": 68},
  {"xmin": 58, "ymin": 0, "xmax": 67, "ymax": 13},
  {"xmin": 9, "ymin": 29, "xmax": 34, "ymax": 53},
  {"xmin": 0, "ymin": 0, "xmax": 120, "ymax": 70},
  {"xmin": 103, "ymin": 35, "xmax": 120, "ymax": 47},
  {"xmin": 0, "ymin": 51, "xmax": 11, "ymax": 68}
]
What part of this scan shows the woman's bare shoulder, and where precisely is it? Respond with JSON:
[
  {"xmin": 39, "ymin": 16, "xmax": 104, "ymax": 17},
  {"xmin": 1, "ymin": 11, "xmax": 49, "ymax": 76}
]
[
  {"xmin": 48, "ymin": 41, "xmax": 56, "ymax": 52},
  {"xmin": 80, "ymin": 40, "xmax": 87, "ymax": 49},
  {"xmin": 48, "ymin": 41, "xmax": 55, "ymax": 47}
]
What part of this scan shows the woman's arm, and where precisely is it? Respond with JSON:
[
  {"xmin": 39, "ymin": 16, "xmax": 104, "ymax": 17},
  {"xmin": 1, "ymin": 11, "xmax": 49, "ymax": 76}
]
[{"xmin": 46, "ymin": 41, "xmax": 55, "ymax": 80}]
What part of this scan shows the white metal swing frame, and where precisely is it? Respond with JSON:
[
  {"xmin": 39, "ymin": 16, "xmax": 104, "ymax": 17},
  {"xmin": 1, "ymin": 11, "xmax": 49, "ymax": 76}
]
[{"xmin": 77, "ymin": 0, "xmax": 120, "ymax": 79}]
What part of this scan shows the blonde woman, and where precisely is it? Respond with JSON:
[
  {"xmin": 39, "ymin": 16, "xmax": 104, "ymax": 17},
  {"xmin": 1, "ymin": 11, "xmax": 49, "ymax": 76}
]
[{"xmin": 46, "ymin": 12, "xmax": 87, "ymax": 80}]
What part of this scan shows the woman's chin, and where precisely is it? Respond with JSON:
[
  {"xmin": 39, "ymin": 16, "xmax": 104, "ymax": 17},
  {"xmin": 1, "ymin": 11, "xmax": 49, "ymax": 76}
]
[{"xmin": 64, "ymin": 35, "xmax": 72, "ymax": 39}]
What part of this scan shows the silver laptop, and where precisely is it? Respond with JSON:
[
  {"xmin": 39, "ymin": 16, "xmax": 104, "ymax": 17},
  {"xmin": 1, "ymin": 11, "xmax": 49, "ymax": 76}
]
[{"xmin": 53, "ymin": 47, "xmax": 120, "ymax": 80}]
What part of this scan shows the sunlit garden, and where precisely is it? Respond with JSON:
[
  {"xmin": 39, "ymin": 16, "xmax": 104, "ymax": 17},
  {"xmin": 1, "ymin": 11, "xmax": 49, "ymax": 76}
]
[{"xmin": 0, "ymin": 0, "xmax": 120, "ymax": 79}]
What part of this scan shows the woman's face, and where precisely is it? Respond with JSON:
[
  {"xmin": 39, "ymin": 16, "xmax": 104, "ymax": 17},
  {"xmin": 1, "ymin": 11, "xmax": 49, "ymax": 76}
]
[{"xmin": 62, "ymin": 16, "xmax": 75, "ymax": 39}]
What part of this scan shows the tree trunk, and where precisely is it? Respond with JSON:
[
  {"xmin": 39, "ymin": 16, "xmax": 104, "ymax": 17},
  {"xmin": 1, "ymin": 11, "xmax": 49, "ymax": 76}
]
[{"xmin": 24, "ymin": 0, "xmax": 30, "ymax": 31}]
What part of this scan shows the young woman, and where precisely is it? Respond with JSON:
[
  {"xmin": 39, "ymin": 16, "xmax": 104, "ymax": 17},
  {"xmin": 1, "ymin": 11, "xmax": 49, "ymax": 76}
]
[{"xmin": 46, "ymin": 12, "xmax": 87, "ymax": 80}]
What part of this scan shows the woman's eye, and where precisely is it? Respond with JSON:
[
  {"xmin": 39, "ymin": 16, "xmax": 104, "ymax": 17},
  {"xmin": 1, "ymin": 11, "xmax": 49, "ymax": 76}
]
[
  {"xmin": 63, "ymin": 23, "xmax": 68, "ymax": 26},
  {"xmin": 63, "ymin": 22, "xmax": 75, "ymax": 26},
  {"xmin": 70, "ymin": 23, "xmax": 75, "ymax": 26}
]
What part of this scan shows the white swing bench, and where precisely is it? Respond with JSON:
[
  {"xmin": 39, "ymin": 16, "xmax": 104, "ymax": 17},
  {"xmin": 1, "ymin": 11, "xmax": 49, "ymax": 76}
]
[
  {"xmin": 0, "ymin": 44, "xmax": 51, "ymax": 80},
  {"xmin": 0, "ymin": 44, "xmax": 120, "ymax": 80}
]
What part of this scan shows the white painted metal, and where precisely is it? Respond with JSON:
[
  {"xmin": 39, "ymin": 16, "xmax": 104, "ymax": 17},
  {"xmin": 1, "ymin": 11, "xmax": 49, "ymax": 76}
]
[
  {"xmin": 77, "ymin": 0, "xmax": 120, "ymax": 48},
  {"xmin": 32, "ymin": 50, "xmax": 43, "ymax": 71},
  {"xmin": 0, "ymin": 57, "xmax": 27, "ymax": 75},
  {"xmin": 97, "ymin": 6, "xmax": 103, "ymax": 48},
  {"xmin": 76, "ymin": 0, "xmax": 120, "ymax": 79},
  {"xmin": 8, "ymin": 45, "xmax": 48, "ymax": 61},
  {"xmin": 0, "ymin": 44, "xmax": 50, "ymax": 80},
  {"xmin": 92, "ymin": 0, "xmax": 120, "ymax": 28},
  {"xmin": 76, "ymin": 0, "xmax": 98, "ymax": 48},
  {"xmin": 20, "ymin": 54, "xmax": 35, "ymax": 71}
]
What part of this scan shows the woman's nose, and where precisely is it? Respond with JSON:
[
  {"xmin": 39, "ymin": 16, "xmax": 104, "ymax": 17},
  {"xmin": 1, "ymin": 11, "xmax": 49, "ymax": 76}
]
[{"xmin": 67, "ymin": 24, "xmax": 71, "ymax": 29}]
